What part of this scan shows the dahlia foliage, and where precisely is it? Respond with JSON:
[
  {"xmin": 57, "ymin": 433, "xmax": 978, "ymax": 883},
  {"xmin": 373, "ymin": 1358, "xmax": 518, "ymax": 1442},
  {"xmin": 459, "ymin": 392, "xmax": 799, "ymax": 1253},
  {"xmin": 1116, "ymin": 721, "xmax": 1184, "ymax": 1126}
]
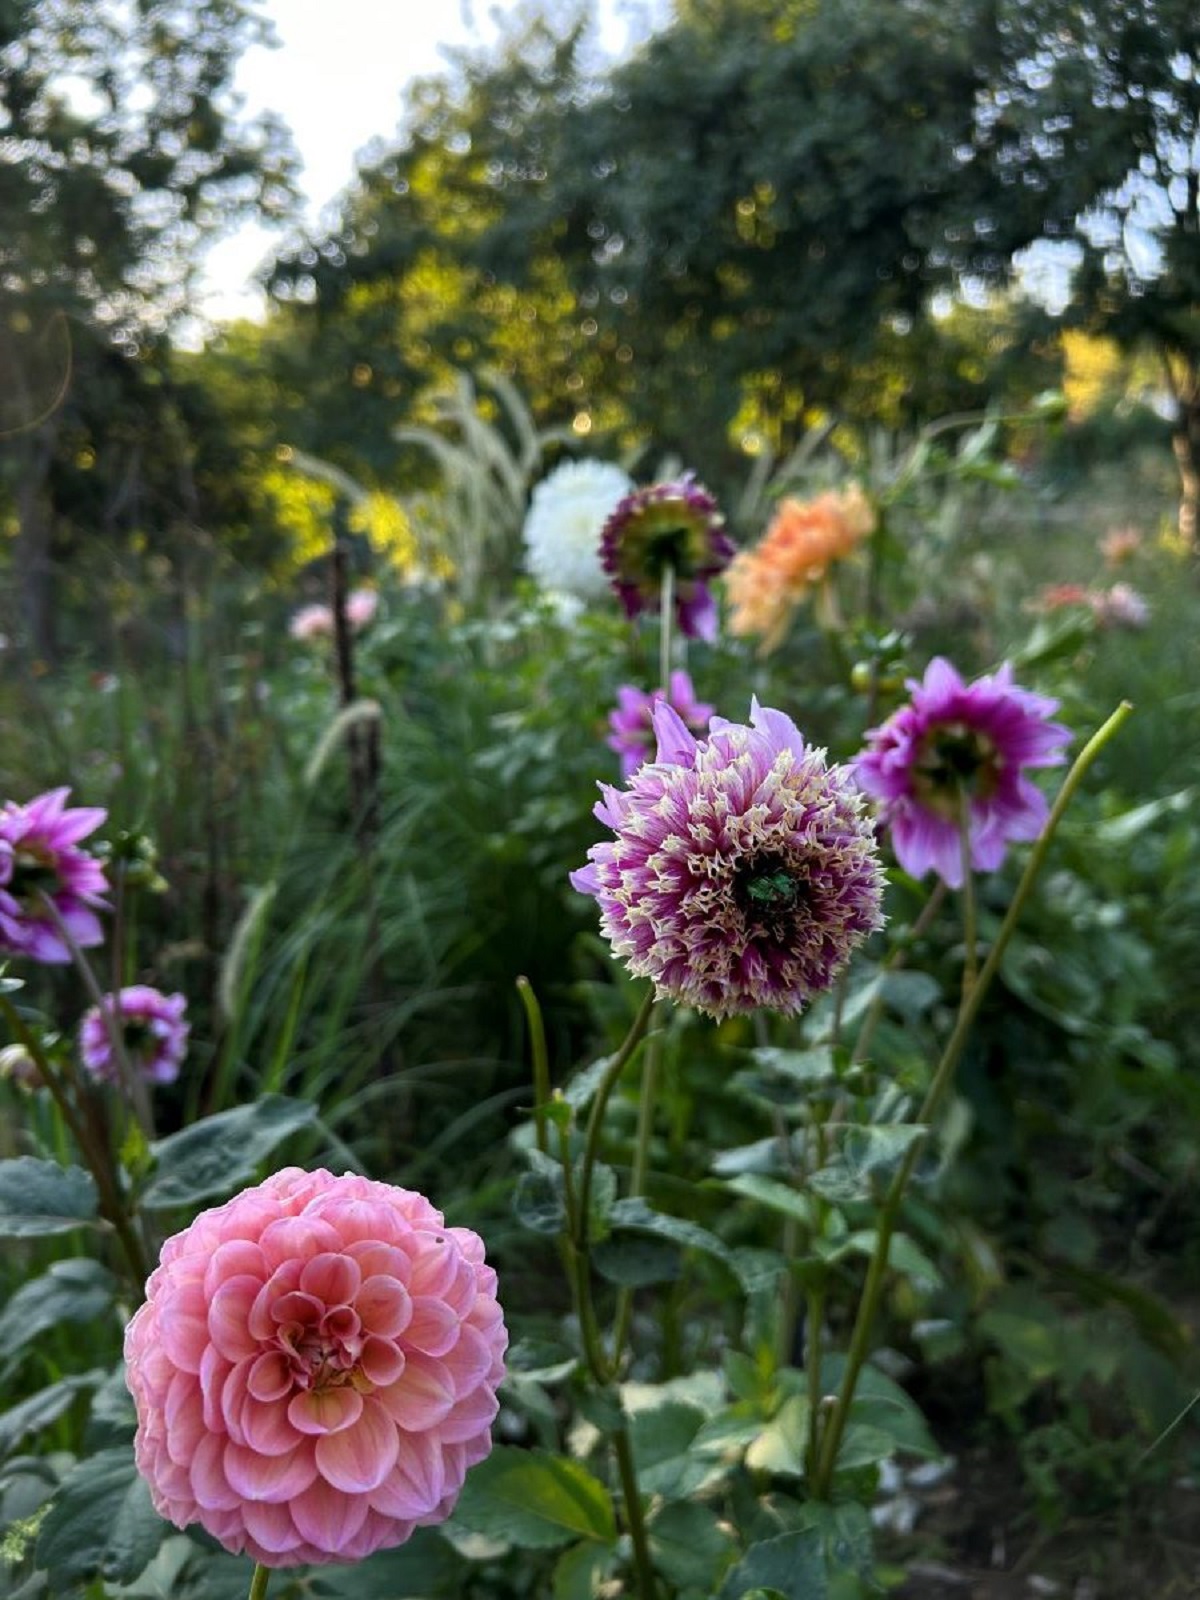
[
  {"xmin": 601, "ymin": 475, "xmax": 735, "ymax": 641},
  {"xmin": 124, "ymin": 1167, "xmax": 507, "ymax": 1568},
  {"xmin": 606, "ymin": 670, "xmax": 715, "ymax": 779},
  {"xmin": 725, "ymin": 486, "xmax": 875, "ymax": 651},
  {"xmin": 522, "ymin": 459, "xmax": 634, "ymax": 601},
  {"xmin": 573, "ymin": 700, "xmax": 885, "ymax": 1018},
  {"xmin": 79, "ymin": 985, "xmax": 190, "ymax": 1085},
  {"xmin": 855, "ymin": 657, "xmax": 1072, "ymax": 888},
  {"xmin": 0, "ymin": 788, "xmax": 109, "ymax": 964}
]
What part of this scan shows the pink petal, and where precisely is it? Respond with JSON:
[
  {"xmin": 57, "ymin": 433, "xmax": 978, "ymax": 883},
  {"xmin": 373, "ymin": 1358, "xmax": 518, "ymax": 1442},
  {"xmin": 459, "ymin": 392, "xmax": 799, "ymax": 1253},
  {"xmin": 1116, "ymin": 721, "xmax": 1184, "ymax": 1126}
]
[
  {"xmin": 241, "ymin": 1499, "xmax": 302, "ymax": 1556},
  {"xmin": 203, "ymin": 1239, "xmax": 266, "ymax": 1299},
  {"xmin": 288, "ymin": 1386, "xmax": 364, "ymax": 1436},
  {"xmin": 314, "ymin": 1395, "xmax": 399, "ymax": 1492},
  {"xmin": 239, "ymin": 1390, "xmax": 303, "ymax": 1456},
  {"xmin": 157, "ymin": 1279, "xmax": 209, "ymax": 1374},
  {"xmin": 442, "ymin": 1323, "xmax": 494, "ymax": 1396},
  {"xmin": 189, "ymin": 1431, "xmax": 240, "ymax": 1511},
  {"xmin": 403, "ymin": 1295, "xmax": 461, "ymax": 1357},
  {"xmin": 359, "ymin": 1335, "xmax": 406, "ymax": 1388},
  {"xmin": 356, "ymin": 1274, "xmax": 412, "ymax": 1338},
  {"xmin": 258, "ymin": 1216, "xmax": 342, "ymax": 1269},
  {"xmin": 300, "ymin": 1251, "xmax": 362, "ymax": 1306},
  {"xmin": 289, "ymin": 1477, "xmax": 370, "ymax": 1555},
  {"xmin": 247, "ymin": 1349, "xmax": 294, "ymax": 1402},
  {"xmin": 223, "ymin": 1438, "xmax": 318, "ymax": 1504},
  {"xmin": 207, "ymin": 1274, "xmax": 262, "ymax": 1361},
  {"xmin": 438, "ymin": 1383, "xmax": 500, "ymax": 1444},
  {"xmin": 375, "ymin": 1352, "xmax": 455, "ymax": 1432}
]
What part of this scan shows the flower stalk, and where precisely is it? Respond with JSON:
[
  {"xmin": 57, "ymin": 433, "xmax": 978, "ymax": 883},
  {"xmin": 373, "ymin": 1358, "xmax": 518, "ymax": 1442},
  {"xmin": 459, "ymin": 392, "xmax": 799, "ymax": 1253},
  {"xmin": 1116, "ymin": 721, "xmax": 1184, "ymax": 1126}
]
[
  {"xmin": 812, "ymin": 700, "xmax": 1133, "ymax": 1497},
  {"xmin": 248, "ymin": 1564, "xmax": 269, "ymax": 1600}
]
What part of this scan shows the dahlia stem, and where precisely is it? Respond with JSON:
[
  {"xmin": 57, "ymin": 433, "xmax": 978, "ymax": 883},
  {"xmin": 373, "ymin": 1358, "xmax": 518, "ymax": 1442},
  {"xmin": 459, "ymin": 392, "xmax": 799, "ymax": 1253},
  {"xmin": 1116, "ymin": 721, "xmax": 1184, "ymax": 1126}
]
[
  {"xmin": 612, "ymin": 1012, "xmax": 663, "ymax": 1365},
  {"xmin": 659, "ymin": 562, "xmax": 675, "ymax": 690},
  {"xmin": 516, "ymin": 976, "xmax": 552, "ymax": 1156},
  {"xmin": 812, "ymin": 700, "xmax": 1133, "ymax": 1498},
  {"xmin": 958, "ymin": 795, "xmax": 978, "ymax": 998},
  {"xmin": 0, "ymin": 993, "xmax": 149, "ymax": 1286},
  {"xmin": 613, "ymin": 1420, "xmax": 660, "ymax": 1600},
  {"xmin": 37, "ymin": 891, "xmax": 156, "ymax": 1141},
  {"xmin": 247, "ymin": 1563, "xmax": 269, "ymax": 1600},
  {"xmin": 576, "ymin": 986, "xmax": 657, "ymax": 1258},
  {"xmin": 849, "ymin": 882, "xmax": 947, "ymax": 1067}
]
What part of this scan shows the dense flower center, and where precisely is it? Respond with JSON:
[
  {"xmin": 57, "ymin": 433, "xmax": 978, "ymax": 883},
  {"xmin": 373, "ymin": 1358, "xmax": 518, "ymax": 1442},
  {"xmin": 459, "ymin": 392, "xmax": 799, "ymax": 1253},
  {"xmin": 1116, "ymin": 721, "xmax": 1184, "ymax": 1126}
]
[
  {"xmin": 733, "ymin": 853, "xmax": 805, "ymax": 935},
  {"xmin": 911, "ymin": 721, "xmax": 1001, "ymax": 815}
]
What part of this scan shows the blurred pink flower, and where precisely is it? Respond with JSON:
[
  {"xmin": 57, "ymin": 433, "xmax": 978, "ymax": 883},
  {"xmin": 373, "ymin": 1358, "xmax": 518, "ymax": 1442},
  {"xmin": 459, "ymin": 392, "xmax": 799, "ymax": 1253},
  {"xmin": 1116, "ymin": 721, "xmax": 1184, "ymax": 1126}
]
[
  {"xmin": 1030, "ymin": 582, "xmax": 1090, "ymax": 613},
  {"xmin": 125, "ymin": 1168, "xmax": 506, "ymax": 1568},
  {"xmin": 1091, "ymin": 582, "xmax": 1149, "ymax": 629},
  {"xmin": 1100, "ymin": 526, "xmax": 1142, "ymax": 568},
  {"xmin": 855, "ymin": 658, "xmax": 1071, "ymax": 888},
  {"xmin": 606, "ymin": 671, "xmax": 715, "ymax": 779},
  {"xmin": 79, "ymin": 986, "xmax": 189, "ymax": 1085},
  {"xmin": 346, "ymin": 588, "xmax": 379, "ymax": 630},
  {"xmin": 290, "ymin": 604, "xmax": 334, "ymax": 642},
  {"xmin": 0, "ymin": 788, "xmax": 108, "ymax": 963}
]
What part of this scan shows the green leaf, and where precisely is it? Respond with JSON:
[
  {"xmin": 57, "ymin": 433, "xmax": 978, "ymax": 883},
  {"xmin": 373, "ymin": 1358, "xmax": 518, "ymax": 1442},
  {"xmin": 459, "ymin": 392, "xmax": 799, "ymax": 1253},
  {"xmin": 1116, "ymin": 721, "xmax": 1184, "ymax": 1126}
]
[
  {"xmin": 592, "ymin": 1232, "xmax": 682, "ymax": 1287},
  {"xmin": 608, "ymin": 1198, "xmax": 741, "ymax": 1282},
  {"xmin": 451, "ymin": 1448, "xmax": 617, "ymax": 1549},
  {"xmin": 140, "ymin": 1095, "xmax": 318, "ymax": 1209},
  {"xmin": 746, "ymin": 1394, "xmax": 809, "ymax": 1476},
  {"xmin": 512, "ymin": 1164, "xmax": 567, "ymax": 1235},
  {"xmin": 747, "ymin": 1047, "xmax": 838, "ymax": 1088},
  {"xmin": 649, "ymin": 1501, "xmax": 735, "ymax": 1589},
  {"xmin": 553, "ymin": 1539, "xmax": 619, "ymax": 1600},
  {"xmin": 808, "ymin": 1125, "xmax": 925, "ymax": 1203},
  {"xmin": 0, "ymin": 1259, "xmax": 117, "ymax": 1375},
  {"xmin": 718, "ymin": 1529, "xmax": 828, "ymax": 1600},
  {"xmin": 36, "ymin": 1446, "xmax": 167, "ymax": 1586},
  {"xmin": 879, "ymin": 970, "xmax": 942, "ymax": 1021},
  {"xmin": 629, "ymin": 1401, "xmax": 711, "ymax": 1497},
  {"xmin": 0, "ymin": 1371, "xmax": 104, "ymax": 1455},
  {"xmin": 309, "ymin": 1529, "xmax": 465, "ymax": 1596},
  {"xmin": 725, "ymin": 1174, "xmax": 813, "ymax": 1227},
  {"xmin": 0, "ymin": 1158, "xmax": 98, "ymax": 1237}
]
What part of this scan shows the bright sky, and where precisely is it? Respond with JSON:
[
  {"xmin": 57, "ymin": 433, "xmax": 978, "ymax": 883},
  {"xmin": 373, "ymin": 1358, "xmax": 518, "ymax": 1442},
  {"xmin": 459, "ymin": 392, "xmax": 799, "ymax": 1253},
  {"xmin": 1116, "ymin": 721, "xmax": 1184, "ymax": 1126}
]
[{"xmin": 199, "ymin": 0, "xmax": 668, "ymax": 324}]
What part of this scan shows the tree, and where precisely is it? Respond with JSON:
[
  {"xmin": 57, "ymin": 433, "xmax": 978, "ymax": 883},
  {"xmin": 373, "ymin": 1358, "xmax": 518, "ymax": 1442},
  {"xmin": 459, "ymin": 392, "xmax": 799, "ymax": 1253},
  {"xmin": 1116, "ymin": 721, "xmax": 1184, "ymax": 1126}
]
[{"xmin": 0, "ymin": 0, "xmax": 297, "ymax": 656}]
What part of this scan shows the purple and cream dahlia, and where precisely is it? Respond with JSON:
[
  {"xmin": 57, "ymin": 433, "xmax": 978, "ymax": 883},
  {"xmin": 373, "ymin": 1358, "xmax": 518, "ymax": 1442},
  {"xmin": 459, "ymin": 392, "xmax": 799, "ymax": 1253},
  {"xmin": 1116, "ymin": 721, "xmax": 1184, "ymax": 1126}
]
[
  {"xmin": 600, "ymin": 475, "xmax": 735, "ymax": 641},
  {"xmin": 606, "ymin": 670, "xmax": 715, "ymax": 780},
  {"xmin": 854, "ymin": 657, "xmax": 1072, "ymax": 889},
  {"xmin": 79, "ymin": 985, "xmax": 190, "ymax": 1085},
  {"xmin": 0, "ymin": 788, "xmax": 108, "ymax": 963},
  {"xmin": 572, "ymin": 701, "xmax": 885, "ymax": 1018}
]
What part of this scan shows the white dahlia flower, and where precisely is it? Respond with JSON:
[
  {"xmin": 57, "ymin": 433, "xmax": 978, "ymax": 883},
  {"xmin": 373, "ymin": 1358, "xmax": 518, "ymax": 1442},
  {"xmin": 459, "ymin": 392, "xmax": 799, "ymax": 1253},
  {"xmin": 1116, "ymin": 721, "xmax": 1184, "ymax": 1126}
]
[{"xmin": 522, "ymin": 460, "xmax": 634, "ymax": 602}]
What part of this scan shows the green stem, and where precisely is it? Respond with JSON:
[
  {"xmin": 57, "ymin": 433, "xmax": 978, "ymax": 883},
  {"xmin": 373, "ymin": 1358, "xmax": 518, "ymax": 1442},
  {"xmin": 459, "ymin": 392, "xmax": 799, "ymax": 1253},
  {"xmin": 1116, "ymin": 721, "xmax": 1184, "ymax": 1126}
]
[
  {"xmin": 248, "ymin": 1563, "xmax": 269, "ymax": 1600},
  {"xmin": 0, "ymin": 994, "xmax": 149, "ymax": 1285},
  {"xmin": 804, "ymin": 1281, "xmax": 827, "ymax": 1479},
  {"xmin": 612, "ymin": 1016, "xmax": 663, "ymax": 1364},
  {"xmin": 576, "ymin": 986, "xmax": 657, "ymax": 1255},
  {"xmin": 958, "ymin": 795, "xmax": 977, "ymax": 998},
  {"xmin": 659, "ymin": 563, "xmax": 675, "ymax": 692},
  {"xmin": 516, "ymin": 976, "xmax": 552, "ymax": 1156},
  {"xmin": 813, "ymin": 701, "xmax": 1133, "ymax": 1497},
  {"xmin": 850, "ymin": 882, "xmax": 947, "ymax": 1067},
  {"xmin": 613, "ymin": 1422, "xmax": 659, "ymax": 1600}
]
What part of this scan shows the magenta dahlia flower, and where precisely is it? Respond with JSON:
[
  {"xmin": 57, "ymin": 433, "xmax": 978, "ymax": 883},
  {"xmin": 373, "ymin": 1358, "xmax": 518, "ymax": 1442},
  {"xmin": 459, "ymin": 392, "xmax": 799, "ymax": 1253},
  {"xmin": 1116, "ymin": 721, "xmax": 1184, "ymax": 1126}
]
[
  {"xmin": 607, "ymin": 670, "xmax": 715, "ymax": 779},
  {"xmin": 601, "ymin": 474, "xmax": 735, "ymax": 641},
  {"xmin": 854, "ymin": 657, "xmax": 1072, "ymax": 889},
  {"xmin": 0, "ymin": 788, "xmax": 108, "ymax": 963},
  {"xmin": 572, "ymin": 701, "xmax": 885, "ymax": 1018},
  {"xmin": 79, "ymin": 986, "xmax": 189, "ymax": 1086},
  {"xmin": 125, "ymin": 1167, "xmax": 507, "ymax": 1568}
]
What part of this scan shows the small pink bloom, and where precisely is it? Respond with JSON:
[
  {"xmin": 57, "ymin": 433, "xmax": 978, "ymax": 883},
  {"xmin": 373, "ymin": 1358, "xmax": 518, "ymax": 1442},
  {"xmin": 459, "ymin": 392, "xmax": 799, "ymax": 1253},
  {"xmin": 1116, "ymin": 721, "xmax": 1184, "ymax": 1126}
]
[
  {"xmin": 1100, "ymin": 526, "xmax": 1142, "ymax": 568},
  {"xmin": 79, "ymin": 986, "xmax": 189, "ymax": 1086},
  {"xmin": 1091, "ymin": 582, "xmax": 1149, "ymax": 629},
  {"xmin": 606, "ymin": 671, "xmax": 715, "ymax": 779},
  {"xmin": 346, "ymin": 588, "xmax": 379, "ymax": 630},
  {"xmin": 854, "ymin": 658, "xmax": 1072, "ymax": 888},
  {"xmin": 125, "ymin": 1169, "xmax": 507, "ymax": 1568},
  {"xmin": 1030, "ymin": 582, "xmax": 1090, "ymax": 613},
  {"xmin": 290, "ymin": 604, "xmax": 334, "ymax": 642},
  {"xmin": 0, "ymin": 788, "xmax": 108, "ymax": 964}
]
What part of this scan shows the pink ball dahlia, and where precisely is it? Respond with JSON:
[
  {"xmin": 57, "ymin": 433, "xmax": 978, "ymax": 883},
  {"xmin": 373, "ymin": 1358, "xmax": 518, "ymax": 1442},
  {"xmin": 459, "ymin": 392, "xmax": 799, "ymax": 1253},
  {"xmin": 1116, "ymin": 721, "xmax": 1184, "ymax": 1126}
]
[
  {"xmin": 289, "ymin": 603, "xmax": 334, "ymax": 642},
  {"xmin": 572, "ymin": 700, "xmax": 885, "ymax": 1018},
  {"xmin": 79, "ymin": 985, "xmax": 189, "ymax": 1085},
  {"xmin": 0, "ymin": 788, "xmax": 108, "ymax": 963},
  {"xmin": 601, "ymin": 474, "xmax": 735, "ymax": 641},
  {"xmin": 606, "ymin": 670, "xmax": 715, "ymax": 780},
  {"xmin": 125, "ymin": 1168, "xmax": 507, "ymax": 1568},
  {"xmin": 854, "ymin": 657, "xmax": 1072, "ymax": 889}
]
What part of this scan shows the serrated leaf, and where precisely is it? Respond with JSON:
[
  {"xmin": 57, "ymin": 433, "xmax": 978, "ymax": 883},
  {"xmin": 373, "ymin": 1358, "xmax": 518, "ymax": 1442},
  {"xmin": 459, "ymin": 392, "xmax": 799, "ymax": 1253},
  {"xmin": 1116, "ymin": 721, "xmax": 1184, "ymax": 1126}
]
[
  {"xmin": 0, "ymin": 1158, "xmax": 98, "ymax": 1237},
  {"xmin": 608, "ymin": 1198, "xmax": 741, "ymax": 1282},
  {"xmin": 649, "ymin": 1501, "xmax": 735, "ymax": 1589},
  {"xmin": 513, "ymin": 1166, "xmax": 567, "ymax": 1235},
  {"xmin": 718, "ymin": 1529, "xmax": 828, "ymax": 1600},
  {"xmin": 36, "ymin": 1447, "xmax": 166, "ymax": 1586},
  {"xmin": 629, "ymin": 1401, "xmax": 711, "ymax": 1497},
  {"xmin": 0, "ymin": 1259, "xmax": 117, "ymax": 1375},
  {"xmin": 0, "ymin": 1371, "xmax": 104, "ymax": 1455},
  {"xmin": 451, "ymin": 1448, "xmax": 617, "ymax": 1549},
  {"xmin": 747, "ymin": 1047, "xmax": 838, "ymax": 1088},
  {"xmin": 593, "ymin": 1232, "xmax": 682, "ymax": 1287},
  {"xmin": 140, "ymin": 1095, "xmax": 318, "ymax": 1209},
  {"xmin": 725, "ymin": 1174, "xmax": 813, "ymax": 1226}
]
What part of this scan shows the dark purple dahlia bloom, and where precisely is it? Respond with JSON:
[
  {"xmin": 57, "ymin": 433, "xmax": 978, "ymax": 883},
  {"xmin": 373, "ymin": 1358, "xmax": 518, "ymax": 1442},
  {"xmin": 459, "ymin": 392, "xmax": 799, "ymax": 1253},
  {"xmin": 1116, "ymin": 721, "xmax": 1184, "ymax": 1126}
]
[
  {"xmin": 0, "ymin": 788, "xmax": 109, "ymax": 963},
  {"xmin": 79, "ymin": 985, "xmax": 190, "ymax": 1086},
  {"xmin": 572, "ymin": 701, "xmax": 885, "ymax": 1019},
  {"xmin": 600, "ymin": 475, "xmax": 735, "ymax": 641},
  {"xmin": 606, "ymin": 671, "xmax": 715, "ymax": 780},
  {"xmin": 854, "ymin": 657, "xmax": 1072, "ymax": 889}
]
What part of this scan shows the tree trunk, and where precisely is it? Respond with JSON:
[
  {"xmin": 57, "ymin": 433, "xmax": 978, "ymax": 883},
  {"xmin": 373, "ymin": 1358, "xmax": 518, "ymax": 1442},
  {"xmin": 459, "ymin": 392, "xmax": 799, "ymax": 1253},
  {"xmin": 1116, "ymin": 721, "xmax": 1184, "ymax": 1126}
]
[{"xmin": 1170, "ymin": 392, "xmax": 1200, "ymax": 553}]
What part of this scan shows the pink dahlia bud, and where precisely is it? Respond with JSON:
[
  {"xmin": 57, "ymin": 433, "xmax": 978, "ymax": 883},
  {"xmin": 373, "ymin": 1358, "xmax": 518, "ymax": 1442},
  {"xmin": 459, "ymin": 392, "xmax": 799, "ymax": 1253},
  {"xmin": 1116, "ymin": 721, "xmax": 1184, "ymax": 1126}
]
[
  {"xmin": 606, "ymin": 670, "xmax": 715, "ymax": 779},
  {"xmin": 572, "ymin": 700, "xmax": 885, "ymax": 1018},
  {"xmin": 600, "ymin": 474, "xmax": 735, "ymax": 641},
  {"xmin": 345, "ymin": 587, "xmax": 379, "ymax": 630},
  {"xmin": 79, "ymin": 985, "xmax": 189, "ymax": 1085},
  {"xmin": 854, "ymin": 657, "xmax": 1072, "ymax": 888},
  {"xmin": 124, "ymin": 1168, "xmax": 507, "ymax": 1568},
  {"xmin": 0, "ymin": 787, "xmax": 108, "ymax": 964}
]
